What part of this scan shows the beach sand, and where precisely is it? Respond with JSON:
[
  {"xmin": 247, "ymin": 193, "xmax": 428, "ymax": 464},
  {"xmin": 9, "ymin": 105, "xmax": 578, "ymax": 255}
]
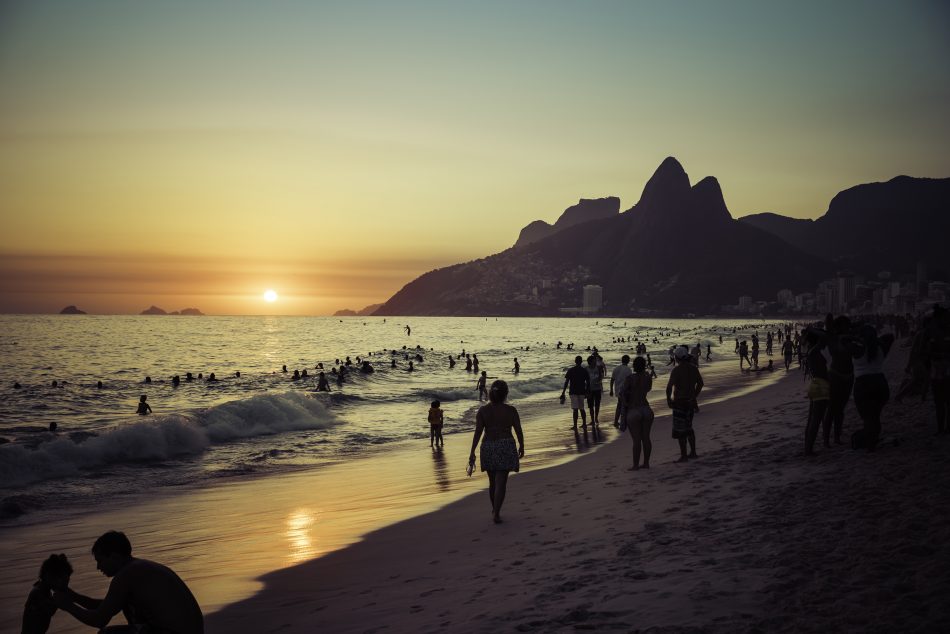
[
  {"xmin": 0, "ymin": 354, "xmax": 776, "ymax": 633},
  {"xmin": 207, "ymin": 345, "xmax": 950, "ymax": 633}
]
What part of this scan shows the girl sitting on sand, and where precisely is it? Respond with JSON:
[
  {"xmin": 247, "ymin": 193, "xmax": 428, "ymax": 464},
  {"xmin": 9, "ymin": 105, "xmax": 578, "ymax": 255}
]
[{"xmin": 22, "ymin": 554, "xmax": 72, "ymax": 634}]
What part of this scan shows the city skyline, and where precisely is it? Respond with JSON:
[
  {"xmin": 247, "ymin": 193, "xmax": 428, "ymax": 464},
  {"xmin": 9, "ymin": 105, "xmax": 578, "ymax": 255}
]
[{"xmin": 2, "ymin": 1, "xmax": 949, "ymax": 314}]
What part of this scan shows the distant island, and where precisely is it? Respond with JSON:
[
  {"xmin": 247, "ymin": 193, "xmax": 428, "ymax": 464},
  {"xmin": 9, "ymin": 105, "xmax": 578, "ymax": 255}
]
[
  {"xmin": 333, "ymin": 303, "xmax": 383, "ymax": 317},
  {"xmin": 59, "ymin": 305, "xmax": 87, "ymax": 315},
  {"xmin": 140, "ymin": 306, "xmax": 205, "ymax": 316}
]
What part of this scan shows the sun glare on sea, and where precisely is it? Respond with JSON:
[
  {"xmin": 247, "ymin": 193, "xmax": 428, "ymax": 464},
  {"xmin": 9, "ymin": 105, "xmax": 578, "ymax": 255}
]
[{"xmin": 263, "ymin": 289, "xmax": 278, "ymax": 303}]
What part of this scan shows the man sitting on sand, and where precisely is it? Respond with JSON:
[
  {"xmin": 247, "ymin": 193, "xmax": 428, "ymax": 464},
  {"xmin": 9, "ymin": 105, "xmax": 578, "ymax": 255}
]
[{"xmin": 53, "ymin": 530, "xmax": 204, "ymax": 634}]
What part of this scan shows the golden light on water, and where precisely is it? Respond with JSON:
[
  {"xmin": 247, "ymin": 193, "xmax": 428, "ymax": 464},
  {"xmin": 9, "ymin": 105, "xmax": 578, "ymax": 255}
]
[{"xmin": 285, "ymin": 507, "xmax": 318, "ymax": 565}]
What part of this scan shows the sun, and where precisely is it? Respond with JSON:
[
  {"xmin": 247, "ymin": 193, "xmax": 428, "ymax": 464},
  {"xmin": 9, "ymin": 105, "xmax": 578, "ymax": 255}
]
[{"xmin": 263, "ymin": 289, "xmax": 278, "ymax": 303}]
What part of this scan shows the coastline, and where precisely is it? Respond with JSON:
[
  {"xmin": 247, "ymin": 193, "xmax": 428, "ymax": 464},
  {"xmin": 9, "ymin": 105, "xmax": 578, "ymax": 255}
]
[
  {"xmin": 206, "ymin": 343, "xmax": 950, "ymax": 633},
  {"xmin": 0, "ymin": 350, "xmax": 779, "ymax": 633}
]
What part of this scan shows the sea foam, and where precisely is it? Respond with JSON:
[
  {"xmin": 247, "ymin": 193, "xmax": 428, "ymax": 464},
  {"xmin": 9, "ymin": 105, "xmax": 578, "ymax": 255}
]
[{"xmin": 0, "ymin": 392, "xmax": 339, "ymax": 488}]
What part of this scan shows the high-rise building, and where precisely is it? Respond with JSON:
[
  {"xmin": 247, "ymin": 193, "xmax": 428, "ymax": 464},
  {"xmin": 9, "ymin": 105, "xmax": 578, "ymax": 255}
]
[
  {"xmin": 777, "ymin": 289, "xmax": 794, "ymax": 306},
  {"xmin": 917, "ymin": 261, "xmax": 928, "ymax": 298},
  {"xmin": 836, "ymin": 273, "xmax": 856, "ymax": 312},
  {"xmin": 738, "ymin": 295, "xmax": 754, "ymax": 311},
  {"xmin": 583, "ymin": 285, "xmax": 603, "ymax": 314}
]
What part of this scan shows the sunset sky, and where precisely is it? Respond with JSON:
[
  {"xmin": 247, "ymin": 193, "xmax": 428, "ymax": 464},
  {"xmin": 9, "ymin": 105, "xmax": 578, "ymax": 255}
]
[{"xmin": 1, "ymin": 1, "xmax": 948, "ymax": 315}]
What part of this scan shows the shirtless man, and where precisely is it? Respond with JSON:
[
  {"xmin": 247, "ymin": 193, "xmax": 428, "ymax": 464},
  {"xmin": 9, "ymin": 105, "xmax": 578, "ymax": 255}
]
[
  {"xmin": 666, "ymin": 346, "xmax": 704, "ymax": 462},
  {"xmin": 54, "ymin": 531, "xmax": 203, "ymax": 633}
]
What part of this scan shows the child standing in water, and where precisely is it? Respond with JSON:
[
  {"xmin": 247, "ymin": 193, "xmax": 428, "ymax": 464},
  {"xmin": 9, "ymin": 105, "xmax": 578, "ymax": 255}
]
[
  {"xmin": 136, "ymin": 394, "xmax": 152, "ymax": 415},
  {"xmin": 476, "ymin": 371, "xmax": 489, "ymax": 401},
  {"xmin": 21, "ymin": 554, "xmax": 72, "ymax": 634},
  {"xmin": 428, "ymin": 400, "xmax": 444, "ymax": 447}
]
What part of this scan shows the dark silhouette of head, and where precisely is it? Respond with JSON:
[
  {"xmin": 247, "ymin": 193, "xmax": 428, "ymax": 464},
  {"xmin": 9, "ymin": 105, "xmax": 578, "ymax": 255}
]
[
  {"xmin": 621, "ymin": 354, "xmax": 630, "ymax": 364},
  {"xmin": 92, "ymin": 531, "xmax": 132, "ymax": 577},
  {"xmin": 633, "ymin": 357, "xmax": 647, "ymax": 373},
  {"xmin": 488, "ymin": 380, "xmax": 509, "ymax": 404},
  {"xmin": 39, "ymin": 553, "xmax": 72, "ymax": 591},
  {"xmin": 431, "ymin": 400, "xmax": 440, "ymax": 408},
  {"xmin": 574, "ymin": 356, "xmax": 583, "ymax": 365}
]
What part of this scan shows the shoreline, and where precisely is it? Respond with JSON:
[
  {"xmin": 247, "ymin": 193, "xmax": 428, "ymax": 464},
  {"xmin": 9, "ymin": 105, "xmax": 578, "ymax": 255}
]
[
  {"xmin": 0, "ymin": 352, "xmax": 780, "ymax": 633},
  {"xmin": 206, "ymin": 343, "xmax": 950, "ymax": 633}
]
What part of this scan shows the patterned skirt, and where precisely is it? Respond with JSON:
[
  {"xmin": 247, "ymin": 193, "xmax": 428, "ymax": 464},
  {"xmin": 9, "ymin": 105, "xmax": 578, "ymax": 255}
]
[{"xmin": 480, "ymin": 437, "xmax": 520, "ymax": 472}]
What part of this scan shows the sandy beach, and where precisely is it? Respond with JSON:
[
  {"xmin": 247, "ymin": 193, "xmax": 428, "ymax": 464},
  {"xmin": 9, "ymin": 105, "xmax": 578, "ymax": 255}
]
[{"xmin": 206, "ymin": 343, "xmax": 950, "ymax": 633}]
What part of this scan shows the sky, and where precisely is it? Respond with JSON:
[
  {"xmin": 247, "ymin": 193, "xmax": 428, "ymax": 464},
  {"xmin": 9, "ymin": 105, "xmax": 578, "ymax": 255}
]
[{"xmin": 1, "ymin": 0, "xmax": 948, "ymax": 315}]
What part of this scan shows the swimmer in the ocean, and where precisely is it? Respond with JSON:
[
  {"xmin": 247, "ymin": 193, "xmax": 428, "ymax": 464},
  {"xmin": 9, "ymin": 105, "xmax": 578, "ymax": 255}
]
[{"xmin": 136, "ymin": 395, "xmax": 152, "ymax": 415}]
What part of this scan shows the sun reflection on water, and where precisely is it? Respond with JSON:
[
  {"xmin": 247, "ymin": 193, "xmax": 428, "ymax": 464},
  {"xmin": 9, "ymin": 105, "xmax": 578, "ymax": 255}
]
[{"xmin": 285, "ymin": 507, "xmax": 320, "ymax": 565}]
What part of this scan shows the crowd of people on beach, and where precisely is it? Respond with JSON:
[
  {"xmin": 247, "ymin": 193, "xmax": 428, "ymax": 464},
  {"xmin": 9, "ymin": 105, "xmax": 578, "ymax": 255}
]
[{"xmin": 19, "ymin": 307, "xmax": 947, "ymax": 632}]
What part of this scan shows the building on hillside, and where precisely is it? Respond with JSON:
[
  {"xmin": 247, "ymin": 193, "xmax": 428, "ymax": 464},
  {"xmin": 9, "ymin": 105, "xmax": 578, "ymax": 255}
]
[{"xmin": 582, "ymin": 285, "xmax": 603, "ymax": 314}]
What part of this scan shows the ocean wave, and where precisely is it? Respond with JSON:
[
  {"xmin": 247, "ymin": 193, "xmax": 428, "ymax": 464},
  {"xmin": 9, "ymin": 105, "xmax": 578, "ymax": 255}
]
[
  {"xmin": 415, "ymin": 373, "xmax": 564, "ymax": 403},
  {"xmin": 0, "ymin": 392, "xmax": 340, "ymax": 488}
]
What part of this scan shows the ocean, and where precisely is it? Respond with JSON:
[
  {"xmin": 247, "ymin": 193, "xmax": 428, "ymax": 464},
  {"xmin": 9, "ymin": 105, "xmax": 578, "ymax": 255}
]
[{"xmin": 0, "ymin": 315, "xmax": 787, "ymax": 631}]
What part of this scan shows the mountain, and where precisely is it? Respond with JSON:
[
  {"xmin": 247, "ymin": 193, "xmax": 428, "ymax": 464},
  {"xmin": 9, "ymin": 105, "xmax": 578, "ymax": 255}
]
[
  {"xmin": 140, "ymin": 306, "xmax": 167, "ymax": 315},
  {"xmin": 334, "ymin": 303, "xmax": 384, "ymax": 317},
  {"xmin": 373, "ymin": 157, "xmax": 830, "ymax": 316},
  {"xmin": 179, "ymin": 308, "xmax": 205, "ymax": 316},
  {"xmin": 739, "ymin": 175, "xmax": 950, "ymax": 275},
  {"xmin": 513, "ymin": 197, "xmax": 620, "ymax": 248},
  {"xmin": 59, "ymin": 305, "xmax": 86, "ymax": 315}
]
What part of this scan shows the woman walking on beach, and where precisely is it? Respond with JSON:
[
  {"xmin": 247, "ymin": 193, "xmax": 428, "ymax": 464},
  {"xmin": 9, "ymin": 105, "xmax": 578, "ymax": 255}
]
[
  {"xmin": 621, "ymin": 356, "xmax": 654, "ymax": 470},
  {"xmin": 469, "ymin": 380, "xmax": 525, "ymax": 524}
]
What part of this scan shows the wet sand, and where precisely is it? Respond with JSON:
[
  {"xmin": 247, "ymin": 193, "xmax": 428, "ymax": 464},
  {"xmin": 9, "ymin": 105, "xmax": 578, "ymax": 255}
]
[{"xmin": 206, "ymin": 343, "xmax": 950, "ymax": 633}]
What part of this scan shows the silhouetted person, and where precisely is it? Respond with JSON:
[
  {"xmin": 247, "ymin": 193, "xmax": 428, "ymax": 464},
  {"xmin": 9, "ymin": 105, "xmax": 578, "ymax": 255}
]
[
  {"xmin": 172, "ymin": 375, "xmax": 180, "ymax": 387},
  {"xmin": 666, "ymin": 346, "xmax": 703, "ymax": 462},
  {"xmin": 469, "ymin": 380, "xmax": 524, "ymax": 524},
  {"xmin": 96, "ymin": 381, "xmax": 103, "ymax": 389},
  {"xmin": 428, "ymin": 400, "xmax": 444, "ymax": 448},
  {"xmin": 476, "ymin": 371, "xmax": 489, "ymax": 401},
  {"xmin": 49, "ymin": 421, "xmax": 57, "ymax": 433},
  {"xmin": 449, "ymin": 355, "xmax": 456, "ymax": 368},
  {"xmin": 585, "ymin": 354, "xmax": 604, "ymax": 425},
  {"xmin": 924, "ymin": 305, "xmax": 950, "ymax": 434},
  {"xmin": 316, "ymin": 372, "xmax": 331, "ymax": 392},
  {"xmin": 850, "ymin": 324, "xmax": 894, "ymax": 451},
  {"xmin": 22, "ymin": 553, "xmax": 72, "ymax": 634},
  {"xmin": 144, "ymin": 376, "xmax": 151, "ymax": 384},
  {"xmin": 802, "ymin": 328, "xmax": 830, "ymax": 456},
  {"xmin": 782, "ymin": 338, "xmax": 794, "ymax": 370},
  {"xmin": 185, "ymin": 373, "xmax": 194, "ymax": 382},
  {"xmin": 52, "ymin": 530, "xmax": 203, "ymax": 633},
  {"xmin": 207, "ymin": 372, "xmax": 217, "ymax": 382},
  {"xmin": 610, "ymin": 355, "xmax": 632, "ymax": 428},
  {"xmin": 620, "ymin": 356, "xmax": 654, "ymax": 470},
  {"xmin": 136, "ymin": 395, "xmax": 151, "ymax": 416},
  {"xmin": 405, "ymin": 324, "xmax": 411, "ymax": 336},
  {"xmin": 824, "ymin": 315, "xmax": 854, "ymax": 446},
  {"xmin": 292, "ymin": 369, "xmax": 300, "ymax": 381},
  {"xmin": 560, "ymin": 355, "xmax": 590, "ymax": 429},
  {"xmin": 512, "ymin": 357, "xmax": 520, "ymax": 374},
  {"xmin": 282, "ymin": 365, "xmax": 288, "ymax": 373}
]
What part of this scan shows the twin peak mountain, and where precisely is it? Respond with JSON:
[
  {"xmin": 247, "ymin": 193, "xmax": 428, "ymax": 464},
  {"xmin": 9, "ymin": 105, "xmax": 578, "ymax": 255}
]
[{"xmin": 374, "ymin": 157, "xmax": 950, "ymax": 316}]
